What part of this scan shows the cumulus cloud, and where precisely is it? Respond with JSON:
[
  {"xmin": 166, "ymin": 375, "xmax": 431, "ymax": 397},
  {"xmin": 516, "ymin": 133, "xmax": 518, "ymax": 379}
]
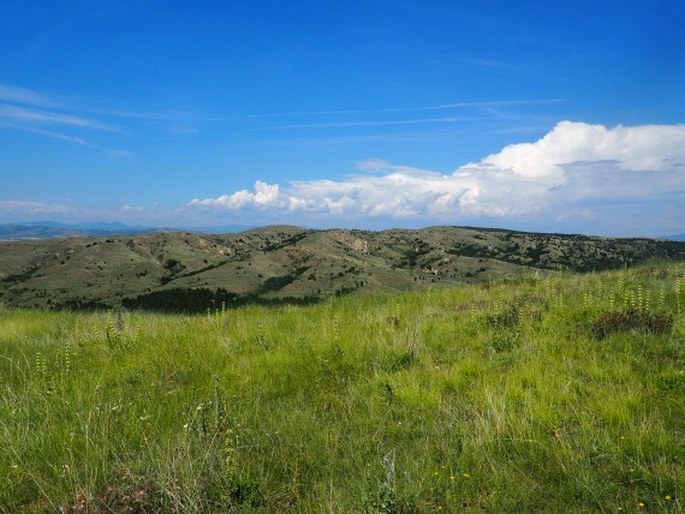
[
  {"xmin": 187, "ymin": 121, "xmax": 685, "ymax": 225},
  {"xmin": 479, "ymin": 121, "xmax": 685, "ymax": 177},
  {"xmin": 189, "ymin": 181, "xmax": 280, "ymax": 210}
]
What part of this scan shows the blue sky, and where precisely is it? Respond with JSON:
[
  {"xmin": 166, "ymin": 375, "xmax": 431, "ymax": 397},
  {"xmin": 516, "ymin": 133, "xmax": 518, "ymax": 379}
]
[{"xmin": 1, "ymin": 0, "xmax": 684, "ymax": 236}]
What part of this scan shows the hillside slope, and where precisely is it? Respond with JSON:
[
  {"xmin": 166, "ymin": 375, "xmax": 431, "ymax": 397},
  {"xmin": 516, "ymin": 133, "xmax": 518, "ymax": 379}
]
[
  {"xmin": 1, "ymin": 225, "xmax": 684, "ymax": 311},
  {"xmin": 1, "ymin": 263, "xmax": 683, "ymax": 511}
]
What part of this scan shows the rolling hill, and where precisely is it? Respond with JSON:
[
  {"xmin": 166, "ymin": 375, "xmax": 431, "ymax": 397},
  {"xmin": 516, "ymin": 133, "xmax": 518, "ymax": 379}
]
[{"xmin": 1, "ymin": 225, "xmax": 684, "ymax": 311}]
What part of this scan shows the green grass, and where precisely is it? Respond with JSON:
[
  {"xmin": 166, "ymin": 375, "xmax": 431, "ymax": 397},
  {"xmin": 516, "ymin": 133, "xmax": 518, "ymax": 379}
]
[{"xmin": 1, "ymin": 262, "xmax": 684, "ymax": 512}]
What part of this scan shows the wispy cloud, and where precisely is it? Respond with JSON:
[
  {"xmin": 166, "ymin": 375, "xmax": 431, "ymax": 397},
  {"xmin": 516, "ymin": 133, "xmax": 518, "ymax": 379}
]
[
  {"xmin": 459, "ymin": 58, "xmax": 518, "ymax": 70},
  {"xmin": 0, "ymin": 200, "xmax": 163, "ymax": 221},
  {"xmin": 222, "ymin": 98, "xmax": 564, "ymax": 122},
  {"xmin": 0, "ymin": 122, "xmax": 88, "ymax": 145},
  {"xmin": 0, "ymin": 84, "xmax": 166, "ymax": 123},
  {"xmin": 0, "ymin": 103, "xmax": 114, "ymax": 131},
  {"xmin": 0, "ymin": 84, "xmax": 59, "ymax": 107},
  {"xmin": 0, "ymin": 84, "xmax": 129, "ymax": 154},
  {"xmin": 85, "ymin": 107, "xmax": 207, "ymax": 123},
  {"xmin": 0, "ymin": 200, "xmax": 78, "ymax": 215},
  {"xmin": 0, "ymin": 83, "xmax": 563, "ymax": 131},
  {"xmin": 428, "ymin": 99, "xmax": 566, "ymax": 110},
  {"xmin": 0, "ymin": 84, "xmax": 209, "ymax": 150},
  {"xmin": 234, "ymin": 98, "xmax": 564, "ymax": 133},
  {"xmin": 258, "ymin": 116, "xmax": 482, "ymax": 131},
  {"xmin": 217, "ymin": 108, "xmax": 377, "ymax": 121},
  {"xmin": 187, "ymin": 121, "xmax": 685, "ymax": 232}
]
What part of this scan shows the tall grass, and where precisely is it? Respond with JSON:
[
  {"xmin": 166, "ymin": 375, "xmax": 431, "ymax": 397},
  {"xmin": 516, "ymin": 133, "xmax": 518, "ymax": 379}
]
[{"xmin": 0, "ymin": 262, "xmax": 683, "ymax": 512}]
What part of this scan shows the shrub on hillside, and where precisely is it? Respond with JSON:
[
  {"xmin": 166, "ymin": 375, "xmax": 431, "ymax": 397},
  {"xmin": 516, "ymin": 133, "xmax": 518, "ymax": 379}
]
[{"xmin": 592, "ymin": 308, "xmax": 673, "ymax": 339}]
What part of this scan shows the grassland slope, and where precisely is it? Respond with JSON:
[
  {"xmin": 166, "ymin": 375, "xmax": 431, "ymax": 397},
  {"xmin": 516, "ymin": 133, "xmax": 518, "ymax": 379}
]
[{"xmin": 0, "ymin": 262, "xmax": 683, "ymax": 512}]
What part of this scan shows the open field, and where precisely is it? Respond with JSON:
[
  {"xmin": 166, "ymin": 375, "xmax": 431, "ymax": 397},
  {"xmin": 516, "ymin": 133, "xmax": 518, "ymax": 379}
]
[{"xmin": 1, "ymin": 262, "xmax": 684, "ymax": 512}]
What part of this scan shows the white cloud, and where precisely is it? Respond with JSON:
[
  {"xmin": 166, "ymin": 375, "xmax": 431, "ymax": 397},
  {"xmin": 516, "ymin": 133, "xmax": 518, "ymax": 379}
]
[
  {"xmin": 187, "ymin": 121, "xmax": 685, "ymax": 227},
  {"xmin": 479, "ymin": 121, "xmax": 685, "ymax": 178},
  {"xmin": 189, "ymin": 181, "xmax": 280, "ymax": 210}
]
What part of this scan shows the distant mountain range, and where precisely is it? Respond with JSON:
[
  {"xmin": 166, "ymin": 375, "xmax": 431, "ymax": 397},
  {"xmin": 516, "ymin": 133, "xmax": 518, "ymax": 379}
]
[
  {"xmin": 0, "ymin": 221, "xmax": 156, "ymax": 240},
  {"xmin": 1, "ymin": 225, "xmax": 684, "ymax": 312},
  {"xmin": 3, "ymin": 221, "xmax": 683, "ymax": 241},
  {"xmin": 0, "ymin": 221, "xmax": 253, "ymax": 240}
]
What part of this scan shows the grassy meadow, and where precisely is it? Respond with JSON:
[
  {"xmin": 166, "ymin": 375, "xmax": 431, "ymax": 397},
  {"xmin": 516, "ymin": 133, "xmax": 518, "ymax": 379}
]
[{"xmin": 1, "ymin": 262, "xmax": 684, "ymax": 512}]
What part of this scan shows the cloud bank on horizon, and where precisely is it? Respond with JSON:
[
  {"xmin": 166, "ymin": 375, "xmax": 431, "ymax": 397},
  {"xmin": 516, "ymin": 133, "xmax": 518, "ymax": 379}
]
[
  {"xmin": 188, "ymin": 121, "xmax": 685, "ymax": 230},
  {"xmin": 3, "ymin": 120, "xmax": 684, "ymax": 236}
]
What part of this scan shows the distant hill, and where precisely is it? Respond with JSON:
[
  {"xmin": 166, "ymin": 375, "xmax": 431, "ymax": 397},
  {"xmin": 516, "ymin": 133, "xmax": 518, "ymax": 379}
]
[
  {"xmin": 1, "ymin": 225, "xmax": 684, "ymax": 312},
  {"xmin": 0, "ymin": 221, "xmax": 159, "ymax": 240},
  {"xmin": 0, "ymin": 221, "xmax": 254, "ymax": 240},
  {"xmin": 663, "ymin": 233, "xmax": 685, "ymax": 241}
]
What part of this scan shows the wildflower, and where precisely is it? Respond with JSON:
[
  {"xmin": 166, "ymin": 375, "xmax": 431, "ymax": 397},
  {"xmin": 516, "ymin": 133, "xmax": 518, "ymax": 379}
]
[
  {"xmin": 450, "ymin": 475, "xmax": 456, "ymax": 481},
  {"xmin": 462, "ymin": 472, "xmax": 470, "ymax": 478},
  {"xmin": 638, "ymin": 502, "xmax": 645, "ymax": 509},
  {"xmin": 665, "ymin": 495, "xmax": 672, "ymax": 501},
  {"xmin": 436, "ymin": 505, "xmax": 443, "ymax": 512}
]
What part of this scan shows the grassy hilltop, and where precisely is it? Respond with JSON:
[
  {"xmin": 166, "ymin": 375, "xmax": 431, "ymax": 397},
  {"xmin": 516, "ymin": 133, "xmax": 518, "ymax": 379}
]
[{"xmin": 1, "ymin": 261, "xmax": 684, "ymax": 512}]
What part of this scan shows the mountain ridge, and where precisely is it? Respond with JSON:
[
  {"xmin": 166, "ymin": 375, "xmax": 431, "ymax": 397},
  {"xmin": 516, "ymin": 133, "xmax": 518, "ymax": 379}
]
[{"xmin": 1, "ymin": 225, "xmax": 684, "ymax": 312}]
